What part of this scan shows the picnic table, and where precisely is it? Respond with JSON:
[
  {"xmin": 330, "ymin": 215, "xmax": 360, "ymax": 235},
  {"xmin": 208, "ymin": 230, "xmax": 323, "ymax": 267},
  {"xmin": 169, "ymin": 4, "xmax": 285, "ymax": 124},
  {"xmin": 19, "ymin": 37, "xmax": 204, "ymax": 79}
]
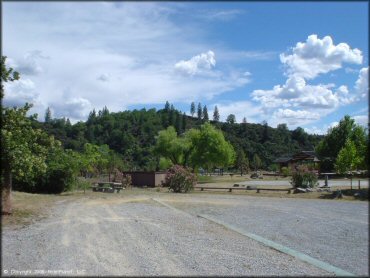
[{"xmin": 91, "ymin": 182, "xmax": 124, "ymax": 193}]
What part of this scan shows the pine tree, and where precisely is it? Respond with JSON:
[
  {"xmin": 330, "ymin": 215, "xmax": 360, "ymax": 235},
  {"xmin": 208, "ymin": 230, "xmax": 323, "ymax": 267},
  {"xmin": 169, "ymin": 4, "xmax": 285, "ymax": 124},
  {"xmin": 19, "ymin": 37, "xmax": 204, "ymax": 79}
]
[
  {"xmin": 175, "ymin": 112, "xmax": 182, "ymax": 134},
  {"xmin": 182, "ymin": 112, "xmax": 187, "ymax": 131},
  {"xmin": 203, "ymin": 105, "xmax": 209, "ymax": 121},
  {"xmin": 44, "ymin": 107, "xmax": 52, "ymax": 123},
  {"xmin": 164, "ymin": 101, "xmax": 170, "ymax": 112},
  {"xmin": 190, "ymin": 102, "xmax": 195, "ymax": 117},
  {"xmin": 197, "ymin": 102, "xmax": 202, "ymax": 121},
  {"xmin": 213, "ymin": 106, "xmax": 220, "ymax": 122}
]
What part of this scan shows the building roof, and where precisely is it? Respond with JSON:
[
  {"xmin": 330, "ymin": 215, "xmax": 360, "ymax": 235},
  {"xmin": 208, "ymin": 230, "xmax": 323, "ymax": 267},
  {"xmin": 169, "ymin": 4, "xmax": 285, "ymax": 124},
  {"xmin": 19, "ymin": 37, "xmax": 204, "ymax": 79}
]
[
  {"xmin": 273, "ymin": 156, "xmax": 292, "ymax": 163},
  {"xmin": 275, "ymin": 151, "xmax": 320, "ymax": 164}
]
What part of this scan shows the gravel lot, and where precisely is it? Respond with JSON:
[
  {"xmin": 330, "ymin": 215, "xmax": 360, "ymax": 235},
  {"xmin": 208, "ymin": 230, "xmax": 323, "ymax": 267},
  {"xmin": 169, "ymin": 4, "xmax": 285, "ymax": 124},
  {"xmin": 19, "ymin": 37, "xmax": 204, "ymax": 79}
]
[
  {"xmin": 241, "ymin": 179, "xmax": 369, "ymax": 187},
  {"xmin": 1, "ymin": 192, "xmax": 338, "ymax": 276},
  {"xmin": 165, "ymin": 193, "xmax": 369, "ymax": 276}
]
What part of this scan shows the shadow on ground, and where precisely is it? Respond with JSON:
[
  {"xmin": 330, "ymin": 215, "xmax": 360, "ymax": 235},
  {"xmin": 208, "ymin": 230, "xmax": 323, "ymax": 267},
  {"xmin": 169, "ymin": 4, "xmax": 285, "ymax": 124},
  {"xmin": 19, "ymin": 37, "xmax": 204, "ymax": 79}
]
[{"xmin": 319, "ymin": 188, "xmax": 369, "ymax": 201}]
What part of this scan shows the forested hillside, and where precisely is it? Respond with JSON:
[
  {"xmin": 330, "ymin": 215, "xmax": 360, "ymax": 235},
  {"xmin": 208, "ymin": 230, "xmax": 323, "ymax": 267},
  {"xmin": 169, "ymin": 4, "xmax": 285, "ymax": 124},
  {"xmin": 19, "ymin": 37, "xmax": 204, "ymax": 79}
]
[{"xmin": 33, "ymin": 103, "xmax": 322, "ymax": 171}]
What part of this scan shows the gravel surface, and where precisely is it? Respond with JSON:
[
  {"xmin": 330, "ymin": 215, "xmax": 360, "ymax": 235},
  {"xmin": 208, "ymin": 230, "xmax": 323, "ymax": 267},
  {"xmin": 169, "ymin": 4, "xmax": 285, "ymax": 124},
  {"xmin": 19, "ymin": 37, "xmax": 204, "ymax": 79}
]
[
  {"xmin": 2, "ymin": 193, "xmax": 332, "ymax": 276},
  {"xmin": 241, "ymin": 179, "xmax": 369, "ymax": 187},
  {"xmin": 165, "ymin": 193, "xmax": 369, "ymax": 276}
]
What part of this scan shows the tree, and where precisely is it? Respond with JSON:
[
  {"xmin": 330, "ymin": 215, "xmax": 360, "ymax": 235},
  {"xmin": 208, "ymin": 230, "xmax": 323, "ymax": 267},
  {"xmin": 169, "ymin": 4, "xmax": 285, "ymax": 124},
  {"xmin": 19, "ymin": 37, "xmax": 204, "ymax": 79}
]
[
  {"xmin": 197, "ymin": 102, "xmax": 202, "ymax": 121},
  {"xmin": 252, "ymin": 154, "xmax": 262, "ymax": 171},
  {"xmin": 236, "ymin": 149, "xmax": 249, "ymax": 176},
  {"xmin": 202, "ymin": 105, "xmax": 209, "ymax": 122},
  {"xmin": 2, "ymin": 104, "xmax": 59, "ymax": 214},
  {"xmin": 1, "ymin": 56, "xmax": 19, "ymax": 99},
  {"xmin": 190, "ymin": 102, "xmax": 195, "ymax": 117},
  {"xmin": 226, "ymin": 114, "xmax": 236, "ymax": 124},
  {"xmin": 164, "ymin": 101, "xmax": 170, "ymax": 112},
  {"xmin": 316, "ymin": 115, "xmax": 368, "ymax": 170},
  {"xmin": 335, "ymin": 139, "xmax": 361, "ymax": 175},
  {"xmin": 182, "ymin": 112, "xmax": 187, "ymax": 132},
  {"xmin": 262, "ymin": 121, "xmax": 270, "ymax": 143},
  {"xmin": 44, "ymin": 107, "xmax": 52, "ymax": 123},
  {"xmin": 213, "ymin": 106, "xmax": 220, "ymax": 122},
  {"xmin": 242, "ymin": 117, "xmax": 247, "ymax": 124},
  {"xmin": 155, "ymin": 126, "xmax": 184, "ymax": 165},
  {"xmin": 175, "ymin": 112, "xmax": 182, "ymax": 134},
  {"xmin": 189, "ymin": 122, "xmax": 235, "ymax": 171}
]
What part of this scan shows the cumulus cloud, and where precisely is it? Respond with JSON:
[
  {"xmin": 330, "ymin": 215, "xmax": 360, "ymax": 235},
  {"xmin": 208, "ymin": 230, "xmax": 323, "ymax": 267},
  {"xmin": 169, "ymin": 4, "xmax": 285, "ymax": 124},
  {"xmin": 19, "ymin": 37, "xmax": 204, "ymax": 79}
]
[
  {"xmin": 280, "ymin": 34, "xmax": 363, "ymax": 79},
  {"xmin": 11, "ymin": 50, "xmax": 49, "ymax": 76},
  {"xmin": 273, "ymin": 109, "xmax": 320, "ymax": 126},
  {"xmin": 209, "ymin": 101, "xmax": 261, "ymax": 123},
  {"xmin": 175, "ymin": 51, "xmax": 216, "ymax": 75},
  {"xmin": 355, "ymin": 67, "xmax": 369, "ymax": 98},
  {"xmin": 353, "ymin": 115, "xmax": 368, "ymax": 128},
  {"xmin": 97, "ymin": 73, "xmax": 110, "ymax": 82},
  {"xmin": 50, "ymin": 97, "xmax": 92, "ymax": 122},
  {"xmin": 251, "ymin": 76, "xmax": 353, "ymax": 112},
  {"xmin": 3, "ymin": 78, "xmax": 41, "ymax": 107}
]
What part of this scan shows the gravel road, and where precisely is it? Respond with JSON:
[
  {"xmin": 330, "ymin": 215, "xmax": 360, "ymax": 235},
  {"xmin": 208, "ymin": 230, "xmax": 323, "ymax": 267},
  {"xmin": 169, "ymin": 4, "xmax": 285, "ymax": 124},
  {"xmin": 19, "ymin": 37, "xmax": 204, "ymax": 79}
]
[
  {"xmin": 1, "ymin": 193, "xmax": 337, "ymax": 276},
  {"xmin": 165, "ymin": 193, "xmax": 369, "ymax": 276},
  {"xmin": 241, "ymin": 179, "xmax": 369, "ymax": 187}
]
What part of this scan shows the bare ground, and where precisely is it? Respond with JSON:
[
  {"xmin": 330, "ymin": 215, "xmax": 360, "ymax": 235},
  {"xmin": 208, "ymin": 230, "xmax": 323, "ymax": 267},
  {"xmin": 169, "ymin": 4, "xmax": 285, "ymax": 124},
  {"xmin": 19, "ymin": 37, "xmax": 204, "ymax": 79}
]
[{"xmin": 2, "ymin": 191, "xmax": 336, "ymax": 276}]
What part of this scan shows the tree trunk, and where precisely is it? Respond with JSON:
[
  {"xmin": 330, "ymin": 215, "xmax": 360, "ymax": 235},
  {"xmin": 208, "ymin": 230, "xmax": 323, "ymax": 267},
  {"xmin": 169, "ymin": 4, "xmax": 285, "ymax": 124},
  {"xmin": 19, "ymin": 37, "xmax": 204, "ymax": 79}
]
[{"xmin": 2, "ymin": 166, "xmax": 12, "ymax": 215}]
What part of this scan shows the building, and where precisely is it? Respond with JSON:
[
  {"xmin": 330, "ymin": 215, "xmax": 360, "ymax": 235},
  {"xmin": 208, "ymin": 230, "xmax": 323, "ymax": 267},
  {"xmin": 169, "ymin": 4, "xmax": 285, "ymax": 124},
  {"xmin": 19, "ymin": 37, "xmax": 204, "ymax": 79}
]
[
  {"xmin": 122, "ymin": 171, "xmax": 167, "ymax": 187},
  {"xmin": 274, "ymin": 151, "xmax": 320, "ymax": 173}
]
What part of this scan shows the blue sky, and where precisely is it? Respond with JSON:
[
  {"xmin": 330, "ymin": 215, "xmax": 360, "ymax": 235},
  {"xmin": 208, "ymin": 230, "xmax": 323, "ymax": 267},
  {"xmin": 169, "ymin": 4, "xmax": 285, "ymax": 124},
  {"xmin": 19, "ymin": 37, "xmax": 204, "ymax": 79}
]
[{"xmin": 3, "ymin": 2, "xmax": 368, "ymax": 134}]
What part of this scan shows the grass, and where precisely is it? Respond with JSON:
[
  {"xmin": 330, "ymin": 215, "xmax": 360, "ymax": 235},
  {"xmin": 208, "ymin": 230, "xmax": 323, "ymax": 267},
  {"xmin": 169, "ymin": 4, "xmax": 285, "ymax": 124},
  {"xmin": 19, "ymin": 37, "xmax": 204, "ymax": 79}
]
[{"xmin": 2, "ymin": 191, "xmax": 64, "ymax": 228}]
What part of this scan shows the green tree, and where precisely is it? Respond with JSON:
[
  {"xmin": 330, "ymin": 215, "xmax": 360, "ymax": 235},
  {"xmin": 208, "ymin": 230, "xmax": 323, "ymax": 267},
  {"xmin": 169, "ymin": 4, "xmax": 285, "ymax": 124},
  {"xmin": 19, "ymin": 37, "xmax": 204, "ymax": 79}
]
[
  {"xmin": 213, "ymin": 106, "xmax": 220, "ymax": 122},
  {"xmin": 335, "ymin": 139, "xmax": 361, "ymax": 174},
  {"xmin": 236, "ymin": 149, "xmax": 249, "ymax": 176},
  {"xmin": 197, "ymin": 102, "xmax": 203, "ymax": 121},
  {"xmin": 2, "ymin": 104, "xmax": 59, "ymax": 214},
  {"xmin": 252, "ymin": 154, "xmax": 262, "ymax": 171},
  {"xmin": 189, "ymin": 123, "xmax": 235, "ymax": 171},
  {"xmin": 226, "ymin": 114, "xmax": 236, "ymax": 124},
  {"xmin": 155, "ymin": 126, "xmax": 184, "ymax": 165},
  {"xmin": 182, "ymin": 112, "xmax": 187, "ymax": 132},
  {"xmin": 202, "ymin": 105, "xmax": 209, "ymax": 122},
  {"xmin": 190, "ymin": 102, "xmax": 195, "ymax": 117},
  {"xmin": 316, "ymin": 115, "xmax": 367, "ymax": 170},
  {"xmin": 44, "ymin": 107, "xmax": 52, "ymax": 123},
  {"xmin": 164, "ymin": 101, "xmax": 170, "ymax": 112},
  {"xmin": 1, "ymin": 56, "xmax": 19, "ymax": 99}
]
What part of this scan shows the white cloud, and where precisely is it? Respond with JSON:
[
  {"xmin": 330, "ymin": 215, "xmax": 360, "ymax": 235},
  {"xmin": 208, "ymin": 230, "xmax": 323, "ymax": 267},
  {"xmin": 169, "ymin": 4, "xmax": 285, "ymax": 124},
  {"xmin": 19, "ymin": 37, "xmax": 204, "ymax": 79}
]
[
  {"xmin": 175, "ymin": 51, "xmax": 216, "ymax": 76},
  {"xmin": 3, "ymin": 3, "xmax": 252, "ymax": 121},
  {"xmin": 11, "ymin": 50, "xmax": 49, "ymax": 76},
  {"xmin": 251, "ymin": 76, "xmax": 352, "ymax": 112},
  {"xmin": 209, "ymin": 101, "xmax": 261, "ymax": 123},
  {"xmin": 280, "ymin": 34, "xmax": 363, "ymax": 79},
  {"xmin": 200, "ymin": 9, "xmax": 243, "ymax": 21},
  {"xmin": 353, "ymin": 115, "xmax": 368, "ymax": 128},
  {"xmin": 3, "ymin": 78, "xmax": 41, "ymax": 107},
  {"xmin": 251, "ymin": 34, "xmax": 366, "ymax": 129},
  {"xmin": 355, "ymin": 67, "xmax": 369, "ymax": 98},
  {"xmin": 50, "ymin": 97, "xmax": 92, "ymax": 122},
  {"xmin": 273, "ymin": 109, "xmax": 320, "ymax": 126}
]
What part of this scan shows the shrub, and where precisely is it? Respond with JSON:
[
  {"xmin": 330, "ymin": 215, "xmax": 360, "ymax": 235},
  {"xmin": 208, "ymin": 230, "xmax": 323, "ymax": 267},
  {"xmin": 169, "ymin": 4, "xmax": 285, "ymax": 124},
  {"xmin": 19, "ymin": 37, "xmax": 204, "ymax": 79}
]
[
  {"xmin": 281, "ymin": 167, "xmax": 291, "ymax": 177},
  {"xmin": 290, "ymin": 165, "xmax": 318, "ymax": 188},
  {"xmin": 163, "ymin": 165, "xmax": 197, "ymax": 193}
]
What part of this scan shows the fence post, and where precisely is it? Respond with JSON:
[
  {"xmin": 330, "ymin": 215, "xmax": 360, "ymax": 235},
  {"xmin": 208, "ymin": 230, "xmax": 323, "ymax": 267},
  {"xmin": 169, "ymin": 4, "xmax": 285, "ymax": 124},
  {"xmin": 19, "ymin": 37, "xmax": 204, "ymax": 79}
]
[{"xmin": 358, "ymin": 180, "xmax": 360, "ymax": 190}]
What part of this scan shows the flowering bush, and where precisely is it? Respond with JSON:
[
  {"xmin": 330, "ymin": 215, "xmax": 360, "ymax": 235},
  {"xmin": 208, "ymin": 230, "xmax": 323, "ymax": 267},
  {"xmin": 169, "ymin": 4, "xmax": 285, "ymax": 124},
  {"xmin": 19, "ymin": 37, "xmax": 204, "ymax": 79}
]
[
  {"xmin": 162, "ymin": 165, "xmax": 197, "ymax": 193},
  {"xmin": 290, "ymin": 165, "xmax": 318, "ymax": 188}
]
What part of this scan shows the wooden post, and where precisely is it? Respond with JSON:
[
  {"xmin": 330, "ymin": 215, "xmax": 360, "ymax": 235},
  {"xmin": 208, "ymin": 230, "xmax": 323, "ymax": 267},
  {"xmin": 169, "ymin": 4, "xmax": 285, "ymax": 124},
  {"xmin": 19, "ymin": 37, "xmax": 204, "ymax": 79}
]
[
  {"xmin": 358, "ymin": 180, "xmax": 360, "ymax": 190},
  {"xmin": 325, "ymin": 175, "xmax": 328, "ymax": 187},
  {"xmin": 350, "ymin": 178, "xmax": 353, "ymax": 191}
]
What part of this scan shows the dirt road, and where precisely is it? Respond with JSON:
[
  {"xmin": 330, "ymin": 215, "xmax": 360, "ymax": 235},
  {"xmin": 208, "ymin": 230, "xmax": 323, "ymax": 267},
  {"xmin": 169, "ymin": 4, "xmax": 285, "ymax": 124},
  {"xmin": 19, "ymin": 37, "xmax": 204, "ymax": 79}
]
[{"xmin": 2, "ymin": 192, "xmax": 366, "ymax": 276}]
